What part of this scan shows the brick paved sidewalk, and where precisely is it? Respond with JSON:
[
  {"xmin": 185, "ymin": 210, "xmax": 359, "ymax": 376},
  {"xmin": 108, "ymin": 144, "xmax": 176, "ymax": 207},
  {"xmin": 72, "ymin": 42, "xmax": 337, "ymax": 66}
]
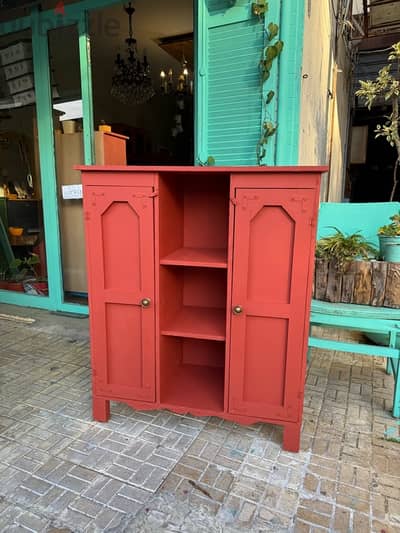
[{"xmin": 0, "ymin": 304, "xmax": 399, "ymax": 532}]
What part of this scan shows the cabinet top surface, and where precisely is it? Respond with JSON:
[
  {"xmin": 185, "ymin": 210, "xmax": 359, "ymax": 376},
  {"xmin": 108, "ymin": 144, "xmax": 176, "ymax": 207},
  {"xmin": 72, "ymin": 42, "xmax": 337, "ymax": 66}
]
[{"xmin": 76, "ymin": 165, "xmax": 328, "ymax": 174}]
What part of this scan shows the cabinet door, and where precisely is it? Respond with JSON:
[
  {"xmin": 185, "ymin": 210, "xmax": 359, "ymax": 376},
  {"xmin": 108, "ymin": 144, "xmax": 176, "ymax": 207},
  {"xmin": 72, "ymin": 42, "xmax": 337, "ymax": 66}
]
[
  {"xmin": 229, "ymin": 188, "xmax": 315, "ymax": 421},
  {"xmin": 85, "ymin": 186, "xmax": 156, "ymax": 402}
]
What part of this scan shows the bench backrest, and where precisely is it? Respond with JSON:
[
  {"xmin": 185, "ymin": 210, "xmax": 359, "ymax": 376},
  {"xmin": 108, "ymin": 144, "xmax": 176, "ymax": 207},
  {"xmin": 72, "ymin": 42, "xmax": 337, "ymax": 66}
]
[{"xmin": 317, "ymin": 202, "xmax": 400, "ymax": 247}]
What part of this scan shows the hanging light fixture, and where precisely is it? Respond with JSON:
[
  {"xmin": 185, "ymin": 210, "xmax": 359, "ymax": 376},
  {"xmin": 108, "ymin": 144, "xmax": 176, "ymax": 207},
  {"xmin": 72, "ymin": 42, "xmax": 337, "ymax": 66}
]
[
  {"xmin": 160, "ymin": 56, "xmax": 193, "ymax": 96},
  {"xmin": 111, "ymin": 2, "xmax": 155, "ymax": 105}
]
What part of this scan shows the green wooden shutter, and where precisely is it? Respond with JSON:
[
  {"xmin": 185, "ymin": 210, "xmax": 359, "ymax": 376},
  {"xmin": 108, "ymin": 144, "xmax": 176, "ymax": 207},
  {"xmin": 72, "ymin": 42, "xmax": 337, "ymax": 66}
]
[
  {"xmin": 195, "ymin": 0, "xmax": 263, "ymax": 166},
  {"xmin": 195, "ymin": 0, "xmax": 305, "ymax": 167}
]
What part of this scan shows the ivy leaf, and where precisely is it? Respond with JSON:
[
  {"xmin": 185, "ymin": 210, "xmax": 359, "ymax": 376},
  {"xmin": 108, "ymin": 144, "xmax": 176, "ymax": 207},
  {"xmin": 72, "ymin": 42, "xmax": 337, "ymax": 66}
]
[
  {"xmin": 262, "ymin": 70, "xmax": 270, "ymax": 82},
  {"xmin": 275, "ymin": 40, "xmax": 284, "ymax": 54},
  {"xmin": 268, "ymin": 22, "xmax": 279, "ymax": 40},
  {"xmin": 265, "ymin": 45, "xmax": 278, "ymax": 61},
  {"xmin": 252, "ymin": 1, "xmax": 268, "ymax": 16},
  {"xmin": 266, "ymin": 90, "xmax": 275, "ymax": 104}
]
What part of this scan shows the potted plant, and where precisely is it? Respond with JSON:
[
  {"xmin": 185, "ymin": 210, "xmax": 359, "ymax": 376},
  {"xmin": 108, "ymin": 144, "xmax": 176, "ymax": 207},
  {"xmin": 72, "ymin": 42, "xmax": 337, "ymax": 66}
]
[
  {"xmin": 6, "ymin": 253, "xmax": 41, "ymax": 292},
  {"xmin": 314, "ymin": 229, "xmax": 379, "ymax": 304},
  {"xmin": 377, "ymin": 212, "xmax": 400, "ymax": 262},
  {"xmin": 315, "ymin": 228, "xmax": 378, "ymax": 269}
]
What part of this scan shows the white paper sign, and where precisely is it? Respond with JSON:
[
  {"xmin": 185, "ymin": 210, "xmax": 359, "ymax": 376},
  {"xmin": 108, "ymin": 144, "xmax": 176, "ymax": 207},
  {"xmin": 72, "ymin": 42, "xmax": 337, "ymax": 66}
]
[{"xmin": 62, "ymin": 184, "xmax": 83, "ymax": 200}]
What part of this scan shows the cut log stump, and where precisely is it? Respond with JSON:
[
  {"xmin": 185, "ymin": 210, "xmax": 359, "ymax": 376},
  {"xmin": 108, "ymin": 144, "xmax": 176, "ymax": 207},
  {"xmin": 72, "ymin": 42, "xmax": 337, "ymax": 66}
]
[{"xmin": 313, "ymin": 259, "xmax": 400, "ymax": 308}]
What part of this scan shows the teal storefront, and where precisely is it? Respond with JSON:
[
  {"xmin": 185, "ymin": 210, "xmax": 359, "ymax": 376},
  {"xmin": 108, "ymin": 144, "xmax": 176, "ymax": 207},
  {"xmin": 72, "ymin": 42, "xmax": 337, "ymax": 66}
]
[{"xmin": 0, "ymin": 0, "xmax": 305, "ymax": 315}]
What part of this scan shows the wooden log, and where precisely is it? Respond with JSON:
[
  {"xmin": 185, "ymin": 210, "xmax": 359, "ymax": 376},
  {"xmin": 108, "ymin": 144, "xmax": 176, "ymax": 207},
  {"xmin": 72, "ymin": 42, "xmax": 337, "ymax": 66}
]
[
  {"xmin": 384, "ymin": 263, "xmax": 400, "ymax": 309},
  {"xmin": 314, "ymin": 259, "xmax": 329, "ymax": 300},
  {"xmin": 341, "ymin": 261, "xmax": 356, "ymax": 303},
  {"xmin": 370, "ymin": 261, "xmax": 388, "ymax": 307},
  {"xmin": 352, "ymin": 261, "xmax": 372, "ymax": 305},
  {"xmin": 325, "ymin": 260, "xmax": 343, "ymax": 303}
]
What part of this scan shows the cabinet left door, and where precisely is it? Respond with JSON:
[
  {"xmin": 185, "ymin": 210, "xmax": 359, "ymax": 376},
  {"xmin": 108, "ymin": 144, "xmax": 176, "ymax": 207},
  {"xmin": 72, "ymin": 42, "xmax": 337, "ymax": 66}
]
[{"xmin": 84, "ymin": 185, "xmax": 156, "ymax": 402}]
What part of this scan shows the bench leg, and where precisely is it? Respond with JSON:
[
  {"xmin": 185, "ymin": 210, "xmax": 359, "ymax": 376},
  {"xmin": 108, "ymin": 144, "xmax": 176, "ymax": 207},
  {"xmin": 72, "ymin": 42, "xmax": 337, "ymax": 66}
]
[
  {"xmin": 386, "ymin": 357, "xmax": 393, "ymax": 375},
  {"xmin": 392, "ymin": 359, "xmax": 400, "ymax": 418}
]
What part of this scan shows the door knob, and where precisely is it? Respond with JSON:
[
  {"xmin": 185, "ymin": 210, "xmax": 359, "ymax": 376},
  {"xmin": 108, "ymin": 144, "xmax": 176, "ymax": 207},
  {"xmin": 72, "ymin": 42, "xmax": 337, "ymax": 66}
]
[
  {"xmin": 141, "ymin": 298, "xmax": 151, "ymax": 308},
  {"xmin": 233, "ymin": 305, "xmax": 243, "ymax": 315}
]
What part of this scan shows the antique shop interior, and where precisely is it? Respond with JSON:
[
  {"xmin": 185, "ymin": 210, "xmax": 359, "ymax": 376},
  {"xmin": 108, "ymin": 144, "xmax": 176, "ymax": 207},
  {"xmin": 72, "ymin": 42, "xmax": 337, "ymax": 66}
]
[{"xmin": 0, "ymin": 0, "xmax": 194, "ymax": 313}]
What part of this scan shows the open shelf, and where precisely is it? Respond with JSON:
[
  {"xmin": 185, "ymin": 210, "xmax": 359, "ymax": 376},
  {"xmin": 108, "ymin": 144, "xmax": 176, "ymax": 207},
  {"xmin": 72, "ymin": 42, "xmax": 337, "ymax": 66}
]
[
  {"xmin": 160, "ymin": 247, "xmax": 228, "ymax": 268},
  {"xmin": 162, "ymin": 306, "xmax": 226, "ymax": 341},
  {"xmin": 162, "ymin": 363, "xmax": 225, "ymax": 412}
]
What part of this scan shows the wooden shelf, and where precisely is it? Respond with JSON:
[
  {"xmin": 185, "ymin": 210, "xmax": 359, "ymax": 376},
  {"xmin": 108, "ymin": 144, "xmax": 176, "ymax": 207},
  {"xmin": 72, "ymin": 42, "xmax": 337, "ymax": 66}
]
[
  {"xmin": 162, "ymin": 364, "xmax": 224, "ymax": 412},
  {"xmin": 162, "ymin": 306, "xmax": 226, "ymax": 341},
  {"xmin": 160, "ymin": 247, "xmax": 228, "ymax": 268}
]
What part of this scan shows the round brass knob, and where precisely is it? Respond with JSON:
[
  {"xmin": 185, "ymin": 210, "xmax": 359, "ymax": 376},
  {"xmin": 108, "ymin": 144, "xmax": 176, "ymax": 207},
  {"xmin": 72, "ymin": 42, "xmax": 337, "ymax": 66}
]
[
  {"xmin": 233, "ymin": 305, "xmax": 243, "ymax": 315},
  {"xmin": 141, "ymin": 298, "xmax": 151, "ymax": 308}
]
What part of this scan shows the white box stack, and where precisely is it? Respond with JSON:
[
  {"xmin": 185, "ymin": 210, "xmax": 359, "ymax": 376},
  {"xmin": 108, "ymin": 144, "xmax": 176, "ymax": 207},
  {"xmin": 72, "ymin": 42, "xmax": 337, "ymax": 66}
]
[
  {"xmin": 0, "ymin": 41, "xmax": 32, "ymax": 66},
  {"xmin": 0, "ymin": 41, "xmax": 35, "ymax": 107}
]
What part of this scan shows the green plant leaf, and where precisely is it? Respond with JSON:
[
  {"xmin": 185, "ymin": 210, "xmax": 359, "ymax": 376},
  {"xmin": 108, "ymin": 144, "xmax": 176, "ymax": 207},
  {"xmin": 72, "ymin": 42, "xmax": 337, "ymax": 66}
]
[
  {"xmin": 266, "ymin": 90, "xmax": 275, "ymax": 104},
  {"xmin": 252, "ymin": 1, "xmax": 268, "ymax": 16},
  {"xmin": 275, "ymin": 40, "xmax": 284, "ymax": 54},
  {"xmin": 268, "ymin": 22, "xmax": 279, "ymax": 40},
  {"xmin": 265, "ymin": 45, "xmax": 278, "ymax": 61},
  {"xmin": 262, "ymin": 70, "xmax": 270, "ymax": 82},
  {"xmin": 207, "ymin": 156, "xmax": 216, "ymax": 166}
]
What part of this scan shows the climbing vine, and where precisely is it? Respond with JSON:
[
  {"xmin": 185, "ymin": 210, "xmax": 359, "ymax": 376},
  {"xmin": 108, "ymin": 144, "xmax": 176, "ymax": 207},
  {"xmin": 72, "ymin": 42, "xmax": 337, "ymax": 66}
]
[{"xmin": 253, "ymin": 0, "xmax": 284, "ymax": 164}]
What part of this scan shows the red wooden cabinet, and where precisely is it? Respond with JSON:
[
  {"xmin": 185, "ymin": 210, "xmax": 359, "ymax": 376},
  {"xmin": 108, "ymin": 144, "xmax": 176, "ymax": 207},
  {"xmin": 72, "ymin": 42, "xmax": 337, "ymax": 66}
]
[{"xmin": 80, "ymin": 166, "xmax": 324, "ymax": 451}]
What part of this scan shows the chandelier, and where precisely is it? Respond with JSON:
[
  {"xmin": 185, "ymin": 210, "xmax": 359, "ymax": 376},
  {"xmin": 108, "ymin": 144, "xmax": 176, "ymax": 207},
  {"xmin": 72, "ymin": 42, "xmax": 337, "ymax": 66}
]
[
  {"xmin": 111, "ymin": 2, "xmax": 155, "ymax": 105},
  {"xmin": 159, "ymin": 57, "xmax": 193, "ymax": 96}
]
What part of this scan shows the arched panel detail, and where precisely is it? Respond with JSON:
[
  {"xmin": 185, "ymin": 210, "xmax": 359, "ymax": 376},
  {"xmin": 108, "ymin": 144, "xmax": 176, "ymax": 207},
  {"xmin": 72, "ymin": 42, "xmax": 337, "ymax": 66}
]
[
  {"xmin": 247, "ymin": 205, "xmax": 294, "ymax": 304},
  {"xmin": 101, "ymin": 201, "xmax": 141, "ymax": 291}
]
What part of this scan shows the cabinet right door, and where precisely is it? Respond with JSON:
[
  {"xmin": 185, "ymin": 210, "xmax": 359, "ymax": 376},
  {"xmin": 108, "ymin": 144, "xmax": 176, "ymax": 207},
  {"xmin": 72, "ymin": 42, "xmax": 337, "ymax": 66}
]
[{"xmin": 229, "ymin": 188, "xmax": 315, "ymax": 421}]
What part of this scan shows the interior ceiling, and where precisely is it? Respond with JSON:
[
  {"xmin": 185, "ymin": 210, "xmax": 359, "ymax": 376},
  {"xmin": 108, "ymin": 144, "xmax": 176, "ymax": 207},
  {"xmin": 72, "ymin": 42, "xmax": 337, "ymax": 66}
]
[{"xmin": 90, "ymin": 0, "xmax": 194, "ymax": 82}]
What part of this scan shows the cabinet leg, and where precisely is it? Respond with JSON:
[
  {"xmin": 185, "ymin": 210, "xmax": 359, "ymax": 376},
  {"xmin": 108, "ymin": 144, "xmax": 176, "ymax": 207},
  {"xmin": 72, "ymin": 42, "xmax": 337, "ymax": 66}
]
[
  {"xmin": 283, "ymin": 422, "xmax": 301, "ymax": 452},
  {"xmin": 93, "ymin": 396, "xmax": 110, "ymax": 422}
]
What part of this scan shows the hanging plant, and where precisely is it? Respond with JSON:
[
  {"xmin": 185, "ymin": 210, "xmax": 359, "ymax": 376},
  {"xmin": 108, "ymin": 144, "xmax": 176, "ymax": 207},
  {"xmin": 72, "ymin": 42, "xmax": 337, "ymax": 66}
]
[{"xmin": 253, "ymin": 1, "xmax": 284, "ymax": 164}]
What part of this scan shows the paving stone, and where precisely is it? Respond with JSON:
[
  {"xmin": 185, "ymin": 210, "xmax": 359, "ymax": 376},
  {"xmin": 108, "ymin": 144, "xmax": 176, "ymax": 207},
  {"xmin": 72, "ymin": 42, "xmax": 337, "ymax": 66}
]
[{"xmin": 1, "ymin": 310, "xmax": 400, "ymax": 533}]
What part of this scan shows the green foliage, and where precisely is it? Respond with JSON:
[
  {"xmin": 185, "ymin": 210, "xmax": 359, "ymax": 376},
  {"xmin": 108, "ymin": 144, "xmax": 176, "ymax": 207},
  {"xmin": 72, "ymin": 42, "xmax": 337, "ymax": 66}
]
[
  {"xmin": 252, "ymin": 0, "xmax": 268, "ymax": 16},
  {"xmin": 8, "ymin": 253, "xmax": 40, "ymax": 282},
  {"xmin": 198, "ymin": 156, "xmax": 215, "ymax": 166},
  {"xmin": 256, "ymin": 10, "xmax": 284, "ymax": 164},
  {"xmin": 355, "ymin": 42, "xmax": 400, "ymax": 201},
  {"xmin": 316, "ymin": 229, "xmax": 378, "ymax": 268},
  {"xmin": 378, "ymin": 212, "xmax": 400, "ymax": 236}
]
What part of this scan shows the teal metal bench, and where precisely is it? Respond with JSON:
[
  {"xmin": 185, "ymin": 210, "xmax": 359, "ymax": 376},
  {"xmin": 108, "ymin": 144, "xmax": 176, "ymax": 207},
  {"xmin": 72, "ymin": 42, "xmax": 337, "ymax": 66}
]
[{"xmin": 309, "ymin": 202, "xmax": 400, "ymax": 418}]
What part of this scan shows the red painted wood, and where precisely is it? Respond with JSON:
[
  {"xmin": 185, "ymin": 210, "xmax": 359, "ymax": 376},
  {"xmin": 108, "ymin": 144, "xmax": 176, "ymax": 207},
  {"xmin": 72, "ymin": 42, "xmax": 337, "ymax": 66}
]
[
  {"xmin": 103, "ymin": 132, "xmax": 129, "ymax": 165},
  {"xmin": 162, "ymin": 306, "xmax": 226, "ymax": 341},
  {"xmin": 84, "ymin": 185, "xmax": 156, "ymax": 405},
  {"xmin": 228, "ymin": 188, "xmax": 316, "ymax": 423},
  {"xmin": 160, "ymin": 247, "xmax": 228, "ymax": 268},
  {"xmin": 81, "ymin": 167, "xmax": 323, "ymax": 452}
]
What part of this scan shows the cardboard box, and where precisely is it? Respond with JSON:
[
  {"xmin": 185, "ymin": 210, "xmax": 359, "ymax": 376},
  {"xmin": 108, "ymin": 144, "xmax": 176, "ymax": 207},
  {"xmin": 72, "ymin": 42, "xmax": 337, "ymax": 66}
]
[
  {"xmin": 7, "ymin": 74, "xmax": 34, "ymax": 95},
  {"xmin": 0, "ymin": 41, "xmax": 32, "ymax": 66},
  {"xmin": 2, "ymin": 59, "xmax": 33, "ymax": 80},
  {"xmin": 13, "ymin": 89, "xmax": 35, "ymax": 106}
]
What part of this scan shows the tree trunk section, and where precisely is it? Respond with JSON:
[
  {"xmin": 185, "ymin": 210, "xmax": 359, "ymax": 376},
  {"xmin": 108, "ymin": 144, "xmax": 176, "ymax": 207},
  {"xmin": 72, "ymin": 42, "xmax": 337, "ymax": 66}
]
[
  {"xmin": 326, "ymin": 261, "xmax": 343, "ymax": 303},
  {"xmin": 341, "ymin": 262, "xmax": 356, "ymax": 303},
  {"xmin": 314, "ymin": 259, "xmax": 329, "ymax": 300},
  {"xmin": 370, "ymin": 261, "xmax": 388, "ymax": 307},
  {"xmin": 352, "ymin": 261, "xmax": 372, "ymax": 305},
  {"xmin": 384, "ymin": 263, "xmax": 400, "ymax": 309}
]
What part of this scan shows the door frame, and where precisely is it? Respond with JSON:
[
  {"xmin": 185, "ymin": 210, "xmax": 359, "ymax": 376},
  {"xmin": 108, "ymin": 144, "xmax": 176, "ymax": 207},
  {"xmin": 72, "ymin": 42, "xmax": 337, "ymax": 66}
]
[{"xmin": 0, "ymin": 0, "xmax": 122, "ymax": 314}]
